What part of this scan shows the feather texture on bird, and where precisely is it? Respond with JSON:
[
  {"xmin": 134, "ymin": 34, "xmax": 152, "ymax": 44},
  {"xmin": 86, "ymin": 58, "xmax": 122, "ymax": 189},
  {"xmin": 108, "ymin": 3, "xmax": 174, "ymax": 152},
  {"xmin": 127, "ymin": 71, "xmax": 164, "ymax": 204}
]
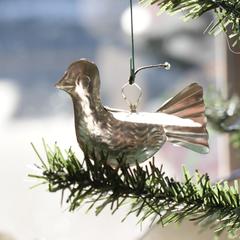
[{"xmin": 56, "ymin": 59, "xmax": 209, "ymax": 167}]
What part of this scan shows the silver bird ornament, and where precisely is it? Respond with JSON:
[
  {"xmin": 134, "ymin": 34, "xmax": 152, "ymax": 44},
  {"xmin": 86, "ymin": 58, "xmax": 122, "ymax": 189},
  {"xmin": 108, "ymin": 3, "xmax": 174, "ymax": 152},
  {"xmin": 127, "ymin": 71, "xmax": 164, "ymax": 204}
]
[{"xmin": 56, "ymin": 59, "xmax": 209, "ymax": 167}]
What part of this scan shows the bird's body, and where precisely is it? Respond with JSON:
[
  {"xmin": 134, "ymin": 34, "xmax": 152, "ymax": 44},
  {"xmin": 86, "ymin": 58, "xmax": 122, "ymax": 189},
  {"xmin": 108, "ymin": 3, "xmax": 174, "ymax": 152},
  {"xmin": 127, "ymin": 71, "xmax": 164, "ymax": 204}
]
[
  {"xmin": 72, "ymin": 81, "xmax": 166, "ymax": 166},
  {"xmin": 56, "ymin": 59, "xmax": 209, "ymax": 167}
]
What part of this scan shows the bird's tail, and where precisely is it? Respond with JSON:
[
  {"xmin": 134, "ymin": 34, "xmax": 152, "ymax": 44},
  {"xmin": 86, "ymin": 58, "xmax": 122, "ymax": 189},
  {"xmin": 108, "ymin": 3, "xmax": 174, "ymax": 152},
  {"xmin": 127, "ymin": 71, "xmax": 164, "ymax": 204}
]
[{"xmin": 157, "ymin": 83, "xmax": 209, "ymax": 154}]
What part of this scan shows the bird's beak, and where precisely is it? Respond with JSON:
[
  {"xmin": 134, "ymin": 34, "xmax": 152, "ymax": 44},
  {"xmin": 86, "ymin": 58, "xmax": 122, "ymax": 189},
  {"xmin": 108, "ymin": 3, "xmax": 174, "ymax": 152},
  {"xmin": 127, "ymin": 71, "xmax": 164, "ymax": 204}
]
[
  {"xmin": 55, "ymin": 80, "xmax": 64, "ymax": 89},
  {"xmin": 55, "ymin": 71, "xmax": 75, "ymax": 91},
  {"xmin": 55, "ymin": 73, "xmax": 67, "ymax": 90}
]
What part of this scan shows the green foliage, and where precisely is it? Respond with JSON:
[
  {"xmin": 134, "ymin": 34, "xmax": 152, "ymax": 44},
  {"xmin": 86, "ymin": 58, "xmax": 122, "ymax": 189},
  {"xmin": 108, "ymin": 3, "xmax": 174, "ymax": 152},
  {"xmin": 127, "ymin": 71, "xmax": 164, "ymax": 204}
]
[
  {"xmin": 231, "ymin": 133, "xmax": 240, "ymax": 149},
  {"xmin": 205, "ymin": 91, "xmax": 240, "ymax": 149},
  {"xmin": 30, "ymin": 142, "xmax": 240, "ymax": 238},
  {"xmin": 140, "ymin": 0, "xmax": 240, "ymax": 46}
]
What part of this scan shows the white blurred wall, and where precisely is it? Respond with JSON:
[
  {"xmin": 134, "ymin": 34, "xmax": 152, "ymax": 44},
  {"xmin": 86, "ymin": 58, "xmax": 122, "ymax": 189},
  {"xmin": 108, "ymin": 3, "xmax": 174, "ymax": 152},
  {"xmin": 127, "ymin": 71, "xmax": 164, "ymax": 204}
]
[{"xmin": 0, "ymin": 81, "xmax": 148, "ymax": 240}]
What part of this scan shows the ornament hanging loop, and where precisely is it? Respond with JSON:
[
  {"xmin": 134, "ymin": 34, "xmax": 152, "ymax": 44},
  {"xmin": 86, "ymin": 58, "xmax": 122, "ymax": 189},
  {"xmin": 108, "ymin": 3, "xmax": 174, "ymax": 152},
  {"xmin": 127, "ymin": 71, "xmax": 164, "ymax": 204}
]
[{"xmin": 121, "ymin": 82, "xmax": 142, "ymax": 112}]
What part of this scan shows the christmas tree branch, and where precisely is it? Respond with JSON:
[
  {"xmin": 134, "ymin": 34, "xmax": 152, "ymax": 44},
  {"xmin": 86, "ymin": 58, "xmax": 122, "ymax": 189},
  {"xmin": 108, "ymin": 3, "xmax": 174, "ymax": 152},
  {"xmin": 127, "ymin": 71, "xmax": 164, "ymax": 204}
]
[
  {"xmin": 140, "ymin": 0, "xmax": 240, "ymax": 46},
  {"xmin": 30, "ymin": 142, "xmax": 240, "ymax": 238},
  {"xmin": 206, "ymin": 91, "xmax": 240, "ymax": 148}
]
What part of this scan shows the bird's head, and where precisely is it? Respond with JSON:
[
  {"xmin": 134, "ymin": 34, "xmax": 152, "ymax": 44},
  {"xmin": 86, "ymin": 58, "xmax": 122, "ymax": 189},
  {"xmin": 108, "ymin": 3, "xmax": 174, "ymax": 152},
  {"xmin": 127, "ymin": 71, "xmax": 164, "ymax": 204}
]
[{"xmin": 55, "ymin": 59, "xmax": 100, "ymax": 96}]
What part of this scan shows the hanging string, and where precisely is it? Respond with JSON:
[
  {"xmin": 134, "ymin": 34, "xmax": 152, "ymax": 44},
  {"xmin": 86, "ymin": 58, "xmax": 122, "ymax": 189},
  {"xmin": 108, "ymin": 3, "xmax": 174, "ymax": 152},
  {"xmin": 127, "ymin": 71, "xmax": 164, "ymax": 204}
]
[
  {"xmin": 128, "ymin": 0, "xmax": 171, "ymax": 85},
  {"xmin": 129, "ymin": 0, "xmax": 135, "ymax": 85},
  {"xmin": 124, "ymin": 0, "xmax": 171, "ymax": 111}
]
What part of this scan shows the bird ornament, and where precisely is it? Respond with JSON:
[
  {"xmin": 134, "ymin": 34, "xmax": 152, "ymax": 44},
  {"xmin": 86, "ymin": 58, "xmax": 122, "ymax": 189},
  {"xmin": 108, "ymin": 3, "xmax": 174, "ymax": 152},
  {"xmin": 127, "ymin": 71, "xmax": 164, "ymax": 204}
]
[{"xmin": 56, "ymin": 59, "xmax": 209, "ymax": 167}]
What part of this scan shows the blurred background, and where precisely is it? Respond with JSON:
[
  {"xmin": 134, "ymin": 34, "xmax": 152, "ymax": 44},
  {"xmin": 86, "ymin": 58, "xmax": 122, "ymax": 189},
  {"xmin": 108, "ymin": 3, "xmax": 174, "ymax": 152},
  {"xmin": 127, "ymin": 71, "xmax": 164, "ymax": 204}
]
[{"xmin": 0, "ymin": 0, "xmax": 238, "ymax": 239}]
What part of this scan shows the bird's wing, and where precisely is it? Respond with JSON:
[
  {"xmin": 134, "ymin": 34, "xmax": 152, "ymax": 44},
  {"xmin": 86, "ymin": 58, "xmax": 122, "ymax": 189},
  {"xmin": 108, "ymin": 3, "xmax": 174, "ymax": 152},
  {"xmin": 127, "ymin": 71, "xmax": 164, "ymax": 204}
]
[
  {"xmin": 111, "ymin": 111, "xmax": 201, "ymax": 127},
  {"xmin": 104, "ymin": 106, "xmax": 200, "ymax": 127},
  {"xmin": 112, "ymin": 111, "xmax": 208, "ymax": 154},
  {"xmin": 104, "ymin": 105, "xmax": 129, "ymax": 113}
]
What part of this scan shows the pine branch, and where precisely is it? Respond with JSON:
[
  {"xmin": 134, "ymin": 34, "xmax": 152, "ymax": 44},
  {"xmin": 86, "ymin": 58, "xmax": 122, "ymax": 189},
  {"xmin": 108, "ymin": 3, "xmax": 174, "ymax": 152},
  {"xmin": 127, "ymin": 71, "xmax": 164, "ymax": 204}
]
[
  {"xmin": 140, "ymin": 0, "xmax": 240, "ymax": 46},
  {"xmin": 206, "ymin": 91, "xmax": 240, "ymax": 148},
  {"xmin": 30, "ymin": 142, "xmax": 240, "ymax": 238}
]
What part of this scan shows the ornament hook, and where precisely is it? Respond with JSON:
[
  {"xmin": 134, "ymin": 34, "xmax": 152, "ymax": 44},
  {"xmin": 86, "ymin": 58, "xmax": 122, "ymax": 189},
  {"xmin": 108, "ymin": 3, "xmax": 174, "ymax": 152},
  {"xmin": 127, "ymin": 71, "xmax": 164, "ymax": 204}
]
[{"xmin": 121, "ymin": 82, "xmax": 142, "ymax": 112}]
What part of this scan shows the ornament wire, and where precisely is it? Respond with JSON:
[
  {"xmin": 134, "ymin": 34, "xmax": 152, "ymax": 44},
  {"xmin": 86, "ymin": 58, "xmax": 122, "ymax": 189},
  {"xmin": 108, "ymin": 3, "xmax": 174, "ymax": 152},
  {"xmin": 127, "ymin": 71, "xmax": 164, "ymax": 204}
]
[
  {"xmin": 129, "ymin": 0, "xmax": 136, "ymax": 84},
  {"xmin": 128, "ymin": 0, "xmax": 171, "ymax": 86},
  {"xmin": 134, "ymin": 63, "xmax": 171, "ymax": 76}
]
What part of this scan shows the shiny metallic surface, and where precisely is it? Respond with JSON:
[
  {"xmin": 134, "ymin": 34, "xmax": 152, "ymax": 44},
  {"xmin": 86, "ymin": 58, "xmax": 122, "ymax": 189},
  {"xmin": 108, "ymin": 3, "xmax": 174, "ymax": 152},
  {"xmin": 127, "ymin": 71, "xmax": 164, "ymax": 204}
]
[
  {"xmin": 56, "ymin": 59, "xmax": 209, "ymax": 167},
  {"xmin": 156, "ymin": 82, "xmax": 209, "ymax": 154},
  {"xmin": 121, "ymin": 82, "xmax": 143, "ymax": 112}
]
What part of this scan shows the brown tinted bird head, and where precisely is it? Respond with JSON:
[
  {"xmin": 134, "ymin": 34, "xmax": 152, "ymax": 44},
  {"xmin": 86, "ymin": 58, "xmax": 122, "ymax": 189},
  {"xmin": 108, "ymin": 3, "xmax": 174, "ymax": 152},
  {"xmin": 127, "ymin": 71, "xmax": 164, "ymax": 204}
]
[{"xmin": 55, "ymin": 59, "xmax": 100, "ymax": 96}]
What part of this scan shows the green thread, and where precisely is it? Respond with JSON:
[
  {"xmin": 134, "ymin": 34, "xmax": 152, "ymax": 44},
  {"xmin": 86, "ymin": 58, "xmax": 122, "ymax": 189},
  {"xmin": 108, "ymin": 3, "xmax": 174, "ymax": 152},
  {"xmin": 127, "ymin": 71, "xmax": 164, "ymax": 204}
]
[{"xmin": 129, "ymin": 0, "xmax": 135, "ymax": 84}]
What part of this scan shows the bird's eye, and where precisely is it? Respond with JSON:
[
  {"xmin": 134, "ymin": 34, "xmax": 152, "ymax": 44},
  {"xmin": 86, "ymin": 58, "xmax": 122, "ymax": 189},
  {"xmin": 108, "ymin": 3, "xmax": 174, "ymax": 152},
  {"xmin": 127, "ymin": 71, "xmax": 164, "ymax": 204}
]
[{"xmin": 76, "ymin": 75, "xmax": 90, "ymax": 88}]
